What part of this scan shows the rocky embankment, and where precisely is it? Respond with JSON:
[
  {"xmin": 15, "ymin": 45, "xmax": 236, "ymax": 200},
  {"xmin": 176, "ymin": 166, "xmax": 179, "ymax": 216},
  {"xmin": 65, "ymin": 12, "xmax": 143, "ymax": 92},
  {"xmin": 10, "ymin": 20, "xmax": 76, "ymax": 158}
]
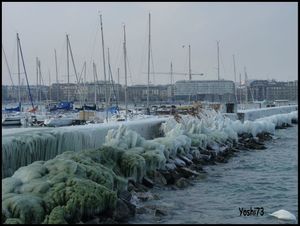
[
  {"xmin": 2, "ymin": 110, "xmax": 297, "ymax": 224},
  {"xmin": 111, "ymin": 131, "xmax": 274, "ymax": 223}
]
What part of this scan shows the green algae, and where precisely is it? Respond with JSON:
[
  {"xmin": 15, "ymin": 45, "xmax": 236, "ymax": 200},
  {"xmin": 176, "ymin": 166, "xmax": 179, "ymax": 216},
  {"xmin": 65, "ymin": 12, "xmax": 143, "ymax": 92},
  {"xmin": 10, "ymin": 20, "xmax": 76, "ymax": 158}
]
[
  {"xmin": 42, "ymin": 206, "xmax": 67, "ymax": 224},
  {"xmin": 141, "ymin": 150, "xmax": 166, "ymax": 172},
  {"xmin": 120, "ymin": 152, "xmax": 146, "ymax": 182},
  {"xmin": 4, "ymin": 218, "xmax": 23, "ymax": 224},
  {"xmin": 2, "ymin": 193, "xmax": 45, "ymax": 224},
  {"xmin": 2, "ymin": 147, "xmax": 124, "ymax": 224}
]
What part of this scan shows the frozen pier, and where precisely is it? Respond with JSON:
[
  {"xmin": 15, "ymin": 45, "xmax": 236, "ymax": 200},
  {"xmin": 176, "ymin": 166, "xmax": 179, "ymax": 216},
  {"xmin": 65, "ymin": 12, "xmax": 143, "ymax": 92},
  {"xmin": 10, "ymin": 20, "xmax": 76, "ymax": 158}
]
[
  {"xmin": 2, "ymin": 105, "xmax": 298, "ymax": 178},
  {"xmin": 237, "ymin": 105, "xmax": 298, "ymax": 122},
  {"xmin": 2, "ymin": 117, "xmax": 167, "ymax": 178}
]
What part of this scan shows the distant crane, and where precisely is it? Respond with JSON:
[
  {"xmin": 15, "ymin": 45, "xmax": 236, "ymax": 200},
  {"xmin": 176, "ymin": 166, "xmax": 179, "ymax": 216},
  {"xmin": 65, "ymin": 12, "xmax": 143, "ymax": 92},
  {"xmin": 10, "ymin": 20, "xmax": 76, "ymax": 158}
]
[
  {"xmin": 145, "ymin": 61, "xmax": 204, "ymax": 101},
  {"xmin": 144, "ymin": 45, "xmax": 204, "ymax": 101},
  {"xmin": 217, "ymin": 40, "xmax": 220, "ymax": 80},
  {"xmin": 182, "ymin": 44, "xmax": 204, "ymax": 80}
]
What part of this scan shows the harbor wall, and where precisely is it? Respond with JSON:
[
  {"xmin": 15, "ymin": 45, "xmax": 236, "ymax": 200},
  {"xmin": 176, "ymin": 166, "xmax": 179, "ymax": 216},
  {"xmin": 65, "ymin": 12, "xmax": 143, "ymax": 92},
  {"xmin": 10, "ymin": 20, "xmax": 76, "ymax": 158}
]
[
  {"xmin": 2, "ymin": 105, "xmax": 298, "ymax": 178},
  {"xmin": 2, "ymin": 118, "xmax": 167, "ymax": 178},
  {"xmin": 237, "ymin": 105, "xmax": 298, "ymax": 122}
]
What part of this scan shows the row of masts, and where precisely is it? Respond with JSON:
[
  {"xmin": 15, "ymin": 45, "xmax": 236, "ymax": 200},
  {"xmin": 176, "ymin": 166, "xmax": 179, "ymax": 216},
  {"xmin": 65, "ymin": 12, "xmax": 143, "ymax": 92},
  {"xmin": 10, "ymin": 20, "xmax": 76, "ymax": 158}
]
[{"xmin": 4, "ymin": 13, "xmax": 253, "ymax": 114}]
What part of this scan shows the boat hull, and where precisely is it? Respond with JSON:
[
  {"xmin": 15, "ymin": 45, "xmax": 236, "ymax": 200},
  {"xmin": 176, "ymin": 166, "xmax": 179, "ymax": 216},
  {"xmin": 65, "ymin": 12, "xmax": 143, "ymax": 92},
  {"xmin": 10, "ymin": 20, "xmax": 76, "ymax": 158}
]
[
  {"xmin": 2, "ymin": 118, "xmax": 22, "ymax": 126},
  {"xmin": 44, "ymin": 118, "xmax": 74, "ymax": 127}
]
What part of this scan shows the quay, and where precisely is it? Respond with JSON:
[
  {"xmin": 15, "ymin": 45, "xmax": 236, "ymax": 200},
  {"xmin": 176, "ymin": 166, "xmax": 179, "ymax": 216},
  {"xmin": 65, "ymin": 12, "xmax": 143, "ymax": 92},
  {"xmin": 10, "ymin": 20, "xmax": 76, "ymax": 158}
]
[{"xmin": 2, "ymin": 105, "xmax": 298, "ymax": 178}]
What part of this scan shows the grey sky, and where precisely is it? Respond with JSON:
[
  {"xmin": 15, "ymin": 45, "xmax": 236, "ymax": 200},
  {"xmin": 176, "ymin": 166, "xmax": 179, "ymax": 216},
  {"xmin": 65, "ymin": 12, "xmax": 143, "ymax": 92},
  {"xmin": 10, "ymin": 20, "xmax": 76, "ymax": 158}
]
[{"xmin": 2, "ymin": 2, "xmax": 298, "ymax": 86}]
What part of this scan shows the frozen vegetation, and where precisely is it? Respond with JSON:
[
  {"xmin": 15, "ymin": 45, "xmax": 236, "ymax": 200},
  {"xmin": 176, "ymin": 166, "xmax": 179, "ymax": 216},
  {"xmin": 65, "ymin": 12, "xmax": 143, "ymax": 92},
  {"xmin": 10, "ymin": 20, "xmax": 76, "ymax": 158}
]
[{"xmin": 1, "ymin": 109, "xmax": 298, "ymax": 224}]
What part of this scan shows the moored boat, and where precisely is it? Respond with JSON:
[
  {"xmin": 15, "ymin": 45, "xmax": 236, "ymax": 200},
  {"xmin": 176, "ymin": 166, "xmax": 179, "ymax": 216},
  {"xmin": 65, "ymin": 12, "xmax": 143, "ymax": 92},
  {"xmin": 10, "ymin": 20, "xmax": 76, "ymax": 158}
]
[
  {"xmin": 2, "ymin": 116, "xmax": 22, "ymax": 126},
  {"xmin": 43, "ymin": 117, "xmax": 74, "ymax": 127}
]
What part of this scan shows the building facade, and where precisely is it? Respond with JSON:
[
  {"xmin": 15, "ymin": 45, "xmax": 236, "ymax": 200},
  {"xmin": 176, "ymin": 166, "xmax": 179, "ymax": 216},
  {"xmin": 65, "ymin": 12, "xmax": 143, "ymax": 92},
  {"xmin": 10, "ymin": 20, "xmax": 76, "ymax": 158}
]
[
  {"xmin": 3, "ymin": 79, "xmax": 296, "ymax": 105},
  {"xmin": 265, "ymin": 80, "xmax": 298, "ymax": 101},
  {"xmin": 51, "ymin": 81, "xmax": 123, "ymax": 104},
  {"xmin": 174, "ymin": 80, "xmax": 236, "ymax": 103},
  {"xmin": 247, "ymin": 80, "xmax": 298, "ymax": 102},
  {"xmin": 127, "ymin": 85, "xmax": 169, "ymax": 104},
  {"xmin": 2, "ymin": 85, "xmax": 49, "ymax": 104}
]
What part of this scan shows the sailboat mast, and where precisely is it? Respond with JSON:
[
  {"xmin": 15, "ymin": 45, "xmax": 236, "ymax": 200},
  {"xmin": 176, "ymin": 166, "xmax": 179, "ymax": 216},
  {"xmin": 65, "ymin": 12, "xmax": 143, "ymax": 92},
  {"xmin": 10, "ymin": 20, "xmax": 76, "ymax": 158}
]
[
  {"xmin": 93, "ymin": 62, "xmax": 97, "ymax": 105},
  {"xmin": 107, "ymin": 48, "xmax": 112, "ymax": 107},
  {"xmin": 147, "ymin": 13, "xmax": 151, "ymax": 110},
  {"xmin": 54, "ymin": 49, "xmax": 59, "ymax": 101},
  {"xmin": 84, "ymin": 61, "xmax": 87, "ymax": 103},
  {"xmin": 233, "ymin": 54, "xmax": 237, "ymax": 103},
  {"xmin": 48, "ymin": 69, "xmax": 51, "ymax": 103},
  {"xmin": 38, "ymin": 59, "xmax": 42, "ymax": 102},
  {"xmin": 233, "ymin": 54, "xmax": 236, "ymax": 83},
  {"xmin": 107, "ymin": 47, "xmax": 118, "ymax": 107},
  {"xmin": 170, "ymin": 61, "xmax": 173, "ymax": 101},
  {"xmin": 17, "ymin": 33, "xmax": 34, "ymax": 109},
  {"xmin": 17, "ymin": 33, "xmax": 21, "ymax": 104},
  {"xmin": 99, "ymin": 14, "xmax": 108, "ymax": 122},
  {"xmin": 36, "ymin": 57, "xmax": 39, "ymax": 103},
  {"xmin": 66, "ymin": 34, "xmax": 70, "ymax": 102},
  {"xmin": 84, "ymin": 61, "xmax": 86, "ymax": 84},
  {"xmin": 239, "ymin": 72, "xmax": 242, "ymax": 104},
  {"xmin": 188, "ymin": 45, "xmax": 191, "ymax": 80},
  {"xmin": 217, "ymin": 40, "xmax": 220, "ymax": 81},
  {"xmin": 117, "ymin": 67, "xmax": 120, "ymax": 105},
  {"xmin": 2, "ymin": 45, "xmax": 14, "ymax": 87},
  {"xmin": 123, "ymin": 24, "xmax": 128, "ymax": 121},
  {"xmin": 244, "ymin": 66, "xmax": 248, "ymax": 105},
  {"xmin": 67, "ymin": 36, "xmax": 81, "ymax": 105}
]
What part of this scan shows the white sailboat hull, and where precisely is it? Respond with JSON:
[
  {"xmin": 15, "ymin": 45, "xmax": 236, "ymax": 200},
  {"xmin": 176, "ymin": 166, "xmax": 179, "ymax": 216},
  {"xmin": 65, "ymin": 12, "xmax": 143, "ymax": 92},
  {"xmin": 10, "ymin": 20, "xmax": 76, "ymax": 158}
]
[{"xmin": 44, "ymin": 118, "xmax": 73, "ymax": 127}]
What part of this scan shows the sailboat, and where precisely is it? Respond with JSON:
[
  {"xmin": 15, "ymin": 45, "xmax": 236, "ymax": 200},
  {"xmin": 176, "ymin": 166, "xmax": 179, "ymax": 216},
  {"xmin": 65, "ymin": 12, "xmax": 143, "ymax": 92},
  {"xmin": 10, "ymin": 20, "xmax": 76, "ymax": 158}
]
[
  {"xmin": 2, "ymin": 43, "xmax": 20, "ymax": 113},
  {"xmin": 2, "ymin": 114, "xmax": 22, "ymax": 126},
  {"xmin": 3, "ymin": 33, "xmax": 36, "ymax": 126},
  {"xmin": 4, "ymin": 103, "xmax": 21, "ymax": 112},
  {"xmin": 107, "ymin": 22, "xmax": 128, "ymax": 122},
  {"xmin": 43, "ymin": 35, "xmax": 77, "ymax": 127}
]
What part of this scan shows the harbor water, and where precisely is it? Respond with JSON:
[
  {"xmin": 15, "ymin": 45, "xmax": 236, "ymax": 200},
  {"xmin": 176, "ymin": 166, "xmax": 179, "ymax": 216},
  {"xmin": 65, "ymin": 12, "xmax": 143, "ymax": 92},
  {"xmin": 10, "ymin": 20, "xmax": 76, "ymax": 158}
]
[{"xmin": 130, "ymin": 125, "xmax": 298, "ymax": 224}]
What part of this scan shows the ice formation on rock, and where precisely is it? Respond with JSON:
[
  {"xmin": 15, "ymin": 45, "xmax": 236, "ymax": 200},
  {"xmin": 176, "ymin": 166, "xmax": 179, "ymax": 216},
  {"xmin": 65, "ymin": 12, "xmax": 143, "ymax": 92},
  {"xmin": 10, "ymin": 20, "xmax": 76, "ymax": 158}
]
[{"xmin": 2, "ymin": 147, "xmax": 127, "ymax": 224}]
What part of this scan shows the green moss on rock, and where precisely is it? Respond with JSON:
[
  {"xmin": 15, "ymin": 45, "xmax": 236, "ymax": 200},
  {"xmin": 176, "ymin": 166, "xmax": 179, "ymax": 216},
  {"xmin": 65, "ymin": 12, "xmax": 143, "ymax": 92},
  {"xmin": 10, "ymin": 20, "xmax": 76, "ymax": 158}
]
[
  {"xmin": 120, "ymin": 152, "xmax": 146, "ymax": 182},
  {"xmin": 141, "ymin": 150, "xmax": 166, "ymax": 172},
  {"xmin": 4, "ymin": 218, "xmax": 23, "ymax": 224},
  {"xmin": 2, "ymin": 193, "xmax": 45, "ymax": 224},
  {"xmin": 42, "ymin": 206, "xmax": 67, "ymax": 224}
]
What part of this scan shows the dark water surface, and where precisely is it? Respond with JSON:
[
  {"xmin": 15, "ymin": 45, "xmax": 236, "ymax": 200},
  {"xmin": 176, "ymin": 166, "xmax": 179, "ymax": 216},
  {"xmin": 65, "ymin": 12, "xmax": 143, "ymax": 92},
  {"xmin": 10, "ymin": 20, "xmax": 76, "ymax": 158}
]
[{"xmin": 130, "ymin": 125, "xmax": 298, "ymax": 224}]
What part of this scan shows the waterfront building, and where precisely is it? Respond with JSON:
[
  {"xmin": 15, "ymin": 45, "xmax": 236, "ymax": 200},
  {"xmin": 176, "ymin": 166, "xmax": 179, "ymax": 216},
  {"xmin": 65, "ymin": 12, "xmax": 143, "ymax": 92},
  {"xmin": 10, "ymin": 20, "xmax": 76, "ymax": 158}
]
[
  {"xmin": 265, "ymin": 80, "xmax": 298, "ymax": 101},
  {"xmin": 3, "ymin": 79, "xmax": 297, "ymax": 105},
  {"xmin": 248, "ymin": 80, "xmax": 269, "ymax": 101},
  {"xmin": 2, "ymin": 85, "xmax": 49, "ymax": 104},
  {"xmin": 127, "ymin": 84, "xmax": 169, "ymax": 104},
  {"xmin": 51, "ymin": 81, "xmax": 123, "ymax": 104},
  {"xmin": 248, "ymin": 80, "xmax": 298, "ymax": 102},
  {"xmin": 174, "ymin": 80, "xmax": 236, "ymax": 103}
]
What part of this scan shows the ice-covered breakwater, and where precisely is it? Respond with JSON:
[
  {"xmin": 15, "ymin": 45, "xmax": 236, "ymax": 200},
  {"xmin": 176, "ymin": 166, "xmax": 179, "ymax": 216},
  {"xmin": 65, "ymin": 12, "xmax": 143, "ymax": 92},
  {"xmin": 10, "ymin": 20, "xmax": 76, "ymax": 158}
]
[
  {"xmin": 2, "ymin": 118, "xmax": 166, "ymax": 178},
  {"xmin": 2, "ymin": 109, "xmax": 298, "ymax": 224},
  {"xmin": 2, "ymin": 105, "xmax": 297, "ymax": 179},
  {"xmin": 237, "ymin": 105, "xmax": 298, "ymax": 121}
]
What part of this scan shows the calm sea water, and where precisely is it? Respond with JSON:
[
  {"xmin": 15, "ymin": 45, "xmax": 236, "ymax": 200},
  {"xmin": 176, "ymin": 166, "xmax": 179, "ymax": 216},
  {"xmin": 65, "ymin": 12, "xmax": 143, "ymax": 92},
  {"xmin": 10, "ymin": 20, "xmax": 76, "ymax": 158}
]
[{"xmin": 130, "ymin": 125, "xmax": 298, "ymax": 224}]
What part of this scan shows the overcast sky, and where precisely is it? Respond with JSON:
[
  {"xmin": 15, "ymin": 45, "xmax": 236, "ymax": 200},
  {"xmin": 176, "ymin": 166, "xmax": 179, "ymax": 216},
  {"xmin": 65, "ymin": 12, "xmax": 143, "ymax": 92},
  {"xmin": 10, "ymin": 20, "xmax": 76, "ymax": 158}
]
[{"xmin": 2, "ymin": 2, "xmax": 298, "ymax": 86}]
